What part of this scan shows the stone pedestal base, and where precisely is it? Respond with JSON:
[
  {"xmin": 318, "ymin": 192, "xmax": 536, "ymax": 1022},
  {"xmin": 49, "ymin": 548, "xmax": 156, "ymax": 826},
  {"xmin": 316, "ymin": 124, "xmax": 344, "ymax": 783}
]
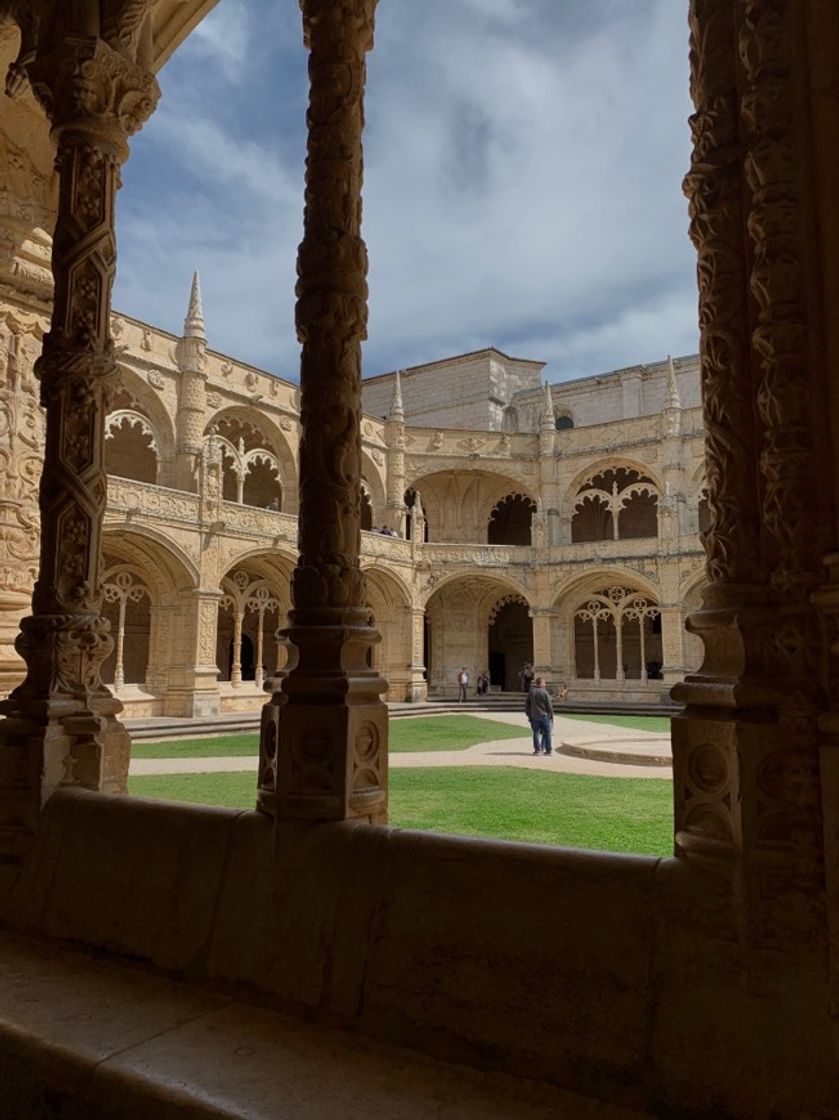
[
  {"xmin": 258, "ymin": 616, "xmax": 388, "ymax": 824},
  {"xmin": 0, "ymin": 704, "xmax": 129, "ymax": 862},
  {"xmin": 405, "ymin": 678, "xmax": 428, "ymax": 703}
]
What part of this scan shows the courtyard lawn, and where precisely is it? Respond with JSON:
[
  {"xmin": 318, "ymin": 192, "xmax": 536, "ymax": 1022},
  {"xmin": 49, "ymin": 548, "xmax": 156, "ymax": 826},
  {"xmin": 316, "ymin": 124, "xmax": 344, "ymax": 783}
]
[
  {"xmin": 563, "ymin": 713, "xmax": 671, "ymax": 733},
  {"xmin": 130, "ymin": 714, "xmax": 531, "ymax": 760},
  {"xmin": 128, "ymin": 766, "xmax": 673, "ymax": 856}
]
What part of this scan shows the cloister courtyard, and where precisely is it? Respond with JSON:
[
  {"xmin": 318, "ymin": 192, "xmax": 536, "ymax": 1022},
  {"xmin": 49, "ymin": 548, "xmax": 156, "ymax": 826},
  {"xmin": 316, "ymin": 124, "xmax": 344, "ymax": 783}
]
[{"xmin": 127, "ymin": 711, "xmax": 675, "ymax": 855}]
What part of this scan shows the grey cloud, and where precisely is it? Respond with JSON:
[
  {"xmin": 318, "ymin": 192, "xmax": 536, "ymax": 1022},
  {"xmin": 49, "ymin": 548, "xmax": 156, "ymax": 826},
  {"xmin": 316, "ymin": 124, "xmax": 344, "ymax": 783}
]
[{"xmin": 115, "ymin": 0, "xmax": 697, "ymax": 384}]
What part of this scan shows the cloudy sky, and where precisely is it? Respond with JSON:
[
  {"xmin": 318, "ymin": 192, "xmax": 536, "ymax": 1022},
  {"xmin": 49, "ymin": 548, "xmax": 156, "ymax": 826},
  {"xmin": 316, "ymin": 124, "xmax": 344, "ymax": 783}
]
[{"xmin": 113, "ymin": 0, "xmax": 698, "ymax": 385}]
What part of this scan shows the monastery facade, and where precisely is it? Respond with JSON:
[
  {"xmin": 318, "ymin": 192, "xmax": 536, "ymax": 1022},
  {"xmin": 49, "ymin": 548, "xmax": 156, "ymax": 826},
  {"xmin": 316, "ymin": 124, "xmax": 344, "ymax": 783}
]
[{"xmin": 1, "ymin": 270, "xmax": 707, "ymax": 718}]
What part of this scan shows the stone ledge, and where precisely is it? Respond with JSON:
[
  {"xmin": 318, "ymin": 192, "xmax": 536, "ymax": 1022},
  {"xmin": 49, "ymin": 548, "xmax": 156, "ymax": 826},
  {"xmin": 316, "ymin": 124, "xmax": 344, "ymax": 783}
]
[{"xmin": 0, "ymin": 931, "xmax": 651, "ymax": 1120}]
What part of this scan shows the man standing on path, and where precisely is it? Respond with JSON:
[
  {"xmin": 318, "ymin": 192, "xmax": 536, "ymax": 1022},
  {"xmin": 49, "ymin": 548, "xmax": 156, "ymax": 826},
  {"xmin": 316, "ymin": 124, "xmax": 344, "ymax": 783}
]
[
  {"xmin": 525, "ymin": 676, "xmax": 554, "ymax": 755},
  {"xmin": 457, "ymin": 666, "xmax": 469, "ymax": 703}
]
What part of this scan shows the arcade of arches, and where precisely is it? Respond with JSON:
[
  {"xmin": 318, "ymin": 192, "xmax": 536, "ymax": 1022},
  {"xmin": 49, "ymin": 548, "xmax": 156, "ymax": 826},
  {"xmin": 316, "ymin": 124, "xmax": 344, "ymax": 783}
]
[{"xmin": 0, "ymin": 302, "xmax": 706, "ymax": 718}]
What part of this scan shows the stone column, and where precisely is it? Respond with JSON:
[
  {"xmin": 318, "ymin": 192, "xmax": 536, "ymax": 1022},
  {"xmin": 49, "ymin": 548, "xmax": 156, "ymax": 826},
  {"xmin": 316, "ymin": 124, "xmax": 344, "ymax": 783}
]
[
  {"xmin": 163, "ymin": 589, "xmax": 221, "ymax": 719},
  {"xmin": 673, "ymin": 0, "xmax": 834, "ymax": 953},
  {"xmin": 0, "ymin": 31, "xmax": 158, "ymax": 857},
  {"xmin": 407, "ymin": 606, "xmax": 427, "ymax": 702},
  {"xmin": 530, "ymin": 607, "xmax": 554, "ymax": 681},
  {"xmin": 658, "ymin": 604, "xmax": 685, "ymax": 692},
  {"xmin": 258, "ymin": 0, "xmax": 387, "ymax": 824}
]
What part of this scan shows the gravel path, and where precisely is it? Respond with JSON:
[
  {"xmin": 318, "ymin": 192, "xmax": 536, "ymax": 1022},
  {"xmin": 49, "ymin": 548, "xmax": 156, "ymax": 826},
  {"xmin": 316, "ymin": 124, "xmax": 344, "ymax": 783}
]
[{"xmin": 129, "ymin": 714, "xmax": 672, "ymax": 781}]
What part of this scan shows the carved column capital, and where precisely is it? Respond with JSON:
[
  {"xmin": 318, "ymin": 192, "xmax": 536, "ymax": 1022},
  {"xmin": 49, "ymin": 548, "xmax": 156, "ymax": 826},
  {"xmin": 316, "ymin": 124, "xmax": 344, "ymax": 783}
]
[
  {"xmin": 27, "ymin": 36, "xmax": 159, "ymax": 157},
  {"xmin": 300, "ymin": 0, "xmax": 376, "ymax": 51}
]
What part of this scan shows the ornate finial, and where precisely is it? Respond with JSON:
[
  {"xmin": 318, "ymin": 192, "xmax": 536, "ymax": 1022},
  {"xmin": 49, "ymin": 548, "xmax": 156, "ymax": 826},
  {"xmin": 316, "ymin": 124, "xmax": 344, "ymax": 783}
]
[
  {"xmin": 390, "ymin": 369, "xmax": 404, "ymax": 420},
  {"xmin": 541, "ymin": 380, "xmax": 554, "ymax": 430},
  {"xmin": 665, "ymin": 354, "xmax": 681, "ymax": 410},
  {"xmin": 184, "ymin": 271, "xmax": 205, "ymax": 340}
]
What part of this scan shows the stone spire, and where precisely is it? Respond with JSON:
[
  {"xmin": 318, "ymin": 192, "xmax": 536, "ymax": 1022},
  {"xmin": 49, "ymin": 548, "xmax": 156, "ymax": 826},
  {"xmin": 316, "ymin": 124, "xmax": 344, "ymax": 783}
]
[
  {"xmin": 540, "ymin": 379, "xmax": 554, "ymax": 431},
  {"xmin": 390, "ymin": 368, "xmax": 404, "ymax": 421},
  {"xmin": 183, "ymin": 271, "xmax": 205, "ymax": 340},
  {"xmin": 665, "ymin": 354, "xmax": 681, "ymax": 411}
]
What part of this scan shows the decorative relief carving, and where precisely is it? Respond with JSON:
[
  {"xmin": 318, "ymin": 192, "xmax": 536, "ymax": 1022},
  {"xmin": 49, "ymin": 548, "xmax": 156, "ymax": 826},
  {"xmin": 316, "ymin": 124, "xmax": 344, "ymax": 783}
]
[
  {"xmin": 108, "ymin": 478, "xmax": 199, "ymax": 523},
  {"xmin": 682, "ymin": 0, "xmax": 758, "ymax": 586},
  {"xmin": 147, "ymin": 369, "xmax": 165, "ymax": 390}
]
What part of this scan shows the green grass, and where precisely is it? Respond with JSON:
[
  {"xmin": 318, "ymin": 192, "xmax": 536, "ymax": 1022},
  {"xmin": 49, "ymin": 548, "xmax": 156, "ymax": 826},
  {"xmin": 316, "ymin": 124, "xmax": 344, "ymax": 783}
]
[
  {"xmin": 128, "ymin": 766, "xmax": 673, "ymax": 856},
  {"xmin": 130, "ymin": 715, "xmax": 530, "ymax": 759},
  {"xmin": 563, "ymin": 713, "xmax": 671, "ymax": 733},
  {"xmin": 389, "ymin": 715, "xmax": 530, "ymax": 752}
]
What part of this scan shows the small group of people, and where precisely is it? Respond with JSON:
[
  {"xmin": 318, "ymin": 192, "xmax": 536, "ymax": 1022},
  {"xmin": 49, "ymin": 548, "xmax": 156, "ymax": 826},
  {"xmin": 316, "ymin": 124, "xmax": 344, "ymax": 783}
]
[
  {"xmin": 456, "ymin": 667, "xmax": 491, "ymax": 701},
  {"xmin": 375, "ymin": 525, "xmax": 399, "ymax": 536}
]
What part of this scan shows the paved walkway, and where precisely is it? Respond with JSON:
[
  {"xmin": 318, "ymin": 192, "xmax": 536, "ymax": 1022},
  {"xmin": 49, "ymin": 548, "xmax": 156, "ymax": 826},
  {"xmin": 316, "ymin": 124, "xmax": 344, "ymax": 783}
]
[{"xmin": 129, "ymin": 712, "xmax": 673, "ymax": 781}]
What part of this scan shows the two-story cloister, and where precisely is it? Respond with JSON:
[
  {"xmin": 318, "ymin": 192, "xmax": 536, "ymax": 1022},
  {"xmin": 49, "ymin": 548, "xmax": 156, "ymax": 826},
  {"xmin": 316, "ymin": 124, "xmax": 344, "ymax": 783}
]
[{"xmin": 0, "ymin": 268, "xmax": 708, "ymax": 716}]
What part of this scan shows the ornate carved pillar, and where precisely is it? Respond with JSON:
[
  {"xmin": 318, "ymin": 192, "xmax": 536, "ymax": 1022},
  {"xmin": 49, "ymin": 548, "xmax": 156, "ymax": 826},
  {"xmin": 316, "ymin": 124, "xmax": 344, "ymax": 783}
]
[
  {"xmin": 673, "ymin": 0, "xmax": 834, "ymax": 954},
  {"xmin": 164, "ymin": 588, "xmax": 221, "ymax": 719},
  {"xmin": 0, "ymin": 27, "xmax": 158, "ymax": 856},
  {"xmin": 258, "ymin": 0, "xmax": 387, "ymax": 824},
  {"xmin": 0, "ymin": 320, "xmax": 45, "ymax": 695}
]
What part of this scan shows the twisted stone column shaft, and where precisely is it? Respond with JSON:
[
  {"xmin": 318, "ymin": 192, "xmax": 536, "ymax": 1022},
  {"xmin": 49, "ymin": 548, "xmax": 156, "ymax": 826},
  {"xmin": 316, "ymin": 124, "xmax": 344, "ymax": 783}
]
[
  {"xmin": 0, "ymin": 34, "xmax": 158, "ymax": 857},
  {"xmin": 258, "ymin": 0, "xmax": 387, "ymax": 823}
]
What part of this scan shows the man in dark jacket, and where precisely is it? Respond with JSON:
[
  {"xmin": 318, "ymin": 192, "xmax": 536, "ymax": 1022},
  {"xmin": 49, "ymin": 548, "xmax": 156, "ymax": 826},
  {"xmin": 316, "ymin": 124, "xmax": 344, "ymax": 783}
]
[{"xmin": 525, "ymin": 676, "xmax": 554, "ymax": 755}]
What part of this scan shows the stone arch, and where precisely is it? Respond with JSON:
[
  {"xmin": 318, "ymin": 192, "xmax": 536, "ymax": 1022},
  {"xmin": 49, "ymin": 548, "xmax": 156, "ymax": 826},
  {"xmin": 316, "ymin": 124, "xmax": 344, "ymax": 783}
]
[
  {"xmin": 567, "ymin": 461, "xmax": 660, "ymax": 542},
  {"xmin": 554, "ymin": 410, "xmax": 574, "ymax": 431},
  {"xmin": 407, "ymin": 469, "xmax": 536, "ymax": 543},
  {"xmin": 114, "ymin": 364, "xmax": 177, "ymax": 471},
  {"xmin": 364, "ymin": 565, "xmax": 412, "ymax": 700},
  {"xmin": 555, "ymin": 576, "xmax": 662, "ymax": 684},
  {"xmin": 423, "ymin": 572, "xmax": 532, "ymax": 694},
  {"xmin": 105, "ymin": 409, "xmax": 160, "ymax": 484},
  {"xmin": 218, "ymin": 551, "xmax": 294, "ymax": 687},
  {"xmin": 487, "ymin": 492, "xmax": 536, "ymax": 545},
  {"xmin": 101, "ymin": 529, "xmax": 199, "ymax": 704},
  {"xmin": 205, "ymin": 405, "xmax": 297, "ymax": 510},
  {"xmin": 564, "ymin": 456, "xmax": 665, "ymax": 506},
  {"xmin": 360, "ymin": 447, "xmax": 387, "ymax": 522}
]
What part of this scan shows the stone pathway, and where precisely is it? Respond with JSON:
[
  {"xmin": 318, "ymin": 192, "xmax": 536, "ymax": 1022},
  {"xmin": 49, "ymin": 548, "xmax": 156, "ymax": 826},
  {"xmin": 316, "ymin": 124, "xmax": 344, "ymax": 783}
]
[{"xmin": 129, "ymin": 713, "xmax": 673, "ymax": 781}]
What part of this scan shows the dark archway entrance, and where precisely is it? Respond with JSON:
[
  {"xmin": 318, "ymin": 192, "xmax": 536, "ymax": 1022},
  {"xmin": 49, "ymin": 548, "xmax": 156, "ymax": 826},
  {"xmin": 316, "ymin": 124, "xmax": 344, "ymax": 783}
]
[{"xmin": 488, "ymin": 598, "xmax": 532, "ymax": 691}]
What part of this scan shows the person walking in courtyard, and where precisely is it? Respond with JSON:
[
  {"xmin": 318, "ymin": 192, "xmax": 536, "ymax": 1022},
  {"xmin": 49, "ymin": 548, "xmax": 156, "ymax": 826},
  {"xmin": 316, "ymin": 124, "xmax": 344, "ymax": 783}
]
[
  {"xmin": 457, "ymin": 666, "xmax": 469, "ymax": 702},
  {"xmin": 525, "ymin": 676, "xmax": 554, "ymax": 755}
]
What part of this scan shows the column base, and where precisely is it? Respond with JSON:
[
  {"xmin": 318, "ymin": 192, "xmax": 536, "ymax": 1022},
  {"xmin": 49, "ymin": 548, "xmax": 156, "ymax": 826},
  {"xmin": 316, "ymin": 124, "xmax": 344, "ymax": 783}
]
[
  {"xmin": 405, "ymin": 679, "xmax": 428, "ymax": 703},
  {"xmin": 258, "ymin": 615, "xmax": 388, "ymax": 824}
]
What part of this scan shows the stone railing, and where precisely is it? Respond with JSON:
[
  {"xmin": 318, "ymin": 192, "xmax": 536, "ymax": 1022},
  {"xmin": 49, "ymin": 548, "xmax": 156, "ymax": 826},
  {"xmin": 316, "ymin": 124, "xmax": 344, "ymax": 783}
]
[
  {"xmin": 549, "ymin": 536, "xmax": 662, "ymax": 563},
  {"xmin": 419, "ymin": 542, "xmax": 534, "ymax": 567},
  {"xmin": 220, "ymin": 502, "xmax": 298, "ymax": 543},
  {"xmin": 360, "ymin": 530, "xmax": 413, "ymax": 562},
  {"xmin": 107, "ymin": 477, "xmax": 200, "ymax": 523}
]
